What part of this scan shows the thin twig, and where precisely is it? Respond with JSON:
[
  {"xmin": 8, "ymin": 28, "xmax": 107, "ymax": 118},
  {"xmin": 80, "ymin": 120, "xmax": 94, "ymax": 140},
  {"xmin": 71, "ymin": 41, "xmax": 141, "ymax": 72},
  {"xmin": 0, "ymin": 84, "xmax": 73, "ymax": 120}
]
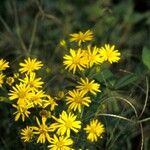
[
  {"xmin": 35, "ymin": 0, "xmax": 61, "ymax": 24},
  {"xmin": 13, "ymin": 1, "xmax": 28, "ymax": 55},
  {"xmin": 100, "ymin": 96, "xmax": 138, "ymax": 117},
  {"xmin": 140, "ymin": 123, "xmax": 144, "ymax": 150},
  {"xmin": 139, "ymin": 76, "xmax": 149, "ymax": 118},
  {"xmin": 97, "ymin": 113, "xmax": 134, "ymax": 123},
  {"xmin": 28, "ymin": 12, "xmax": 40, "ymax": 54},
  {"xmin": 138, "ymin": 117, "xmax": 150, "ymax": 123}
]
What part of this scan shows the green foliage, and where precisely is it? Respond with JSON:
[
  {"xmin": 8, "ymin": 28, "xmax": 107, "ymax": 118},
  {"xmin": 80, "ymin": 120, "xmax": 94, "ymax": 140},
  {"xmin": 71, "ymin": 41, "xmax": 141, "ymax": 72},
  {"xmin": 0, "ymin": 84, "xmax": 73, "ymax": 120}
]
[
  {"xmin": 0, "ymin": 0, "xmax": 150, "ymax": 149},
  {"xmin": 142, "ymin": 46, "xmax": 150, "ymax": 70}
]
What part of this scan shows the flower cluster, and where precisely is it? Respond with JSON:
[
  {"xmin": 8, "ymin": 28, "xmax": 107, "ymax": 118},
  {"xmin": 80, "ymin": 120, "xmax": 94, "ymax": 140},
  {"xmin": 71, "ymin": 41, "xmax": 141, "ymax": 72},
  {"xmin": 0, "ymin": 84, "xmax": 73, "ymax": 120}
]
[
  {"xmin": 0, "ymin": 30, "xmax": 121, "ymax": 149},
  {"xmin": 64, "ymin": 30, "xmax": 121, "ymax": 74}
]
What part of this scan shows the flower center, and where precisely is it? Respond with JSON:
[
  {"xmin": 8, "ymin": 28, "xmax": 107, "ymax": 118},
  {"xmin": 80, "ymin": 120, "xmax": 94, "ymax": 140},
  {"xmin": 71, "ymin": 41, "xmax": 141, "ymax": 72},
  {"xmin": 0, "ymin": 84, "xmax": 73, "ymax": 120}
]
[
  {"xmin": 18, "ymin": 91, "xmax": 27, "ymax": 99},
  {"xmin": 57, "ymin": 140, "xmax": 64, "ymax": 148},
  {"xmin": 65, "ymin": 120, "xmax": 72, "ymax": 128}
]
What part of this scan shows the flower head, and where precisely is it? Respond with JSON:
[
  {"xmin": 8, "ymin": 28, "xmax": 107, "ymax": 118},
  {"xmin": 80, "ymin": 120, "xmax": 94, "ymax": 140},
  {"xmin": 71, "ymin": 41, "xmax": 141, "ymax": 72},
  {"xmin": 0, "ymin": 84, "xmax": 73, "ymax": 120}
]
[
  {"xmin": 8, "ymin": 83, "xmax": 32, "ymax": 105},
  {"xmin": 32, "ymin": 117, "xmax": 53, "ymax": 143},
  {"xmin": 76, "ymin": 78, "xmax": 101, "ymax": 95},
  {"xmin": 84, "ymin": 119, "xmax": 105, "ymax": 142},
  {"xmin": 85, "ymin": 45, "xmax": 104, "ymax": 67},
  {"xmin": 0, "ymin": 73, "xmax": 5, "ymax": 87},
  {"xmin": 19, "ymin": 72, "xmax": 44, "ymax": 91},
  {"xmin": 42, "ymin": 95, "xmax": 58, "ymax": 111},
  {"xmin": 12, "ymin": 104, "xmax": 31, "ymax": 122},
  {"xmin": 19, "ymin": 57, "xmax": 43, "ymax": 74},
  {"xmin": 21, "ymin": 126, "xmax": 33, "ymax": 142},
  {"xmin": 6, "ymin": 77, "xmax": 15, "ymax": 86},
  {"xmin": 29, "ymin": 90, "xmax": 46, "ymax": 106},
  {"xmin": 48, "ymin": 135, "xmax": 73, "ymax": 150},
  {"xmin": 99, "ymin": 44, "xmax": 121, "ymax": 63},
  {"xmin": 70, "ymin": 30, "xmax": 93, "ymax": 46},
  {"xmin": 63, "ymin": 48, "xmax": 87, "ymax": 74},
  {"xmin": 51, "ymin": 111, "xmax": 81, "ymax": 137},
  {"xmin": 66, "ymin": 89, "xmax": 91, "ymax": 112},
  {"xmin": 0, "ymin": 59, "xmax": 9, "ymax": 71}
]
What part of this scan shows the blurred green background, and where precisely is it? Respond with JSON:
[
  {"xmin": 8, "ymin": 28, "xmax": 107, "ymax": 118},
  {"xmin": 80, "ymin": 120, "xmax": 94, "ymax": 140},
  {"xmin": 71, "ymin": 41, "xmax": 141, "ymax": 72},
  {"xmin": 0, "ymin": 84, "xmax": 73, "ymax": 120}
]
[{"xmin": 0, "ymin": 0, "xmax": 150, "ymax": 149}]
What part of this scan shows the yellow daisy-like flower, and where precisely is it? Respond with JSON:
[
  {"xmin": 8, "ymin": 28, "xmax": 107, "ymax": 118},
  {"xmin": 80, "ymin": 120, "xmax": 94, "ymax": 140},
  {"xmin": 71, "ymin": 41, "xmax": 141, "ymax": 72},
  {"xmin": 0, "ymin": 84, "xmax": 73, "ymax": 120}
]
[
  {"xmin": 8, "ymin": 83, "xmax": 32, "ymax": 105},
  {"xmin": 21, "ymin": 126, "xmax": 33, "ymax": 142},
  {"xmin": 84, "ymin": 119, "xmax": 105, "ymax": 142},
  {"xmin": 42, "ymin": 95, "xmax": 58, "ymax": 111},
  {"xmin": 22, "ymin": 73, "xmax": 43, "ymax": 88},
  {"xmin": 66, "ymin": 89, "xmax": 91, "ymax": 112},
  {"xmin": 0, "ymin": 73, "xmax": 5, "ymax": 87},
  {"xmin": 0, "ymin": 59, "xmax": 9, "ymax": 71},
  {"xmin": 19, "ymin": 72, "xmax": 44, "ymax": 91},
  {"xmin": 6, "ymin": 76, "xmax": 15, "ymax": 86},
  {"xmin": 76, "ymin": 78, "xmax": 101, "ymax": 95},
  {"xmin": 70, "ymin": 30, "xmax": 93, "ymax": 46},
  {"xmin": 30, "ymin": 90, "xmax": 46, "ymax": 106},
  {"xmin": 51, "ymin": 111, "xmax": 81, "ymax": 137},
  {"xmin": 63, "ymin": 48, "xmax": 87, "ymax": 74},
  {"xmin": 19, "ymin": 57, "xmax": 43, "ymax": 74},
  {"xmin": 99, "ymin": 44, "xmax": 121, "ymax": 64},
  {"xmin": 12, "ymin": 104, "xmax": 31, "ymax": 122},
  {"xmin": 85, "ymin": 45, "xmax": 104, "ymax": 67},
  {"xmin": 48, "ymin": 135, "xmax": 73, "ymax": 150},
  {"xmin": 32, "ymin": 117, "xmax": 53, "ymax": 143}
]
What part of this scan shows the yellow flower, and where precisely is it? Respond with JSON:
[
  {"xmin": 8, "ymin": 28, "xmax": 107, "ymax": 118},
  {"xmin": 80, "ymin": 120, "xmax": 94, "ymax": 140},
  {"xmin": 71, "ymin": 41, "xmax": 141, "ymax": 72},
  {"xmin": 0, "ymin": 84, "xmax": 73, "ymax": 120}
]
[
  {"xmin": 32, "ymin": 117, "xmax": 53, "ymax": 143},
  {"xmin": 0, "ymin": 59, "xmax": 9, "ymax": 71},
  {"xmin": 51, "ymin": 111, "xmax": 81, "ymax": 137},
  {"xmin": 48, "ymin": 135, "xmax": 73, "ymax": 150},
  {"xmin": 99, "ymin": 44, "xmax": 121, "ymax": 63},
  {"xmin": 30, "ymin": 90, "xmax": 46, "ymax": 106},
  {"xmin": 76, "ymin": 78, "xmax": 101, "ymax": 95},
  {"xmin": 70, "ymin": 30, "xmax": 93, "ymax": 46},
  {"xmin": 66, "ymin": 89, "xmax": 91, "ymax": 112},
  {"xmin": 12, "ymin": 104, "xmax": 31, "ymax": 122},
  {"xmin": 21, "ymin": 126, "xmax": 33, "ymax": 142},
  {"xmin": 42, "ymin": 95, "xmax": 58, "ymax": 111},
  {"xmin": 6, "ymin": 77, "xmax": 15, "ymax": 86},
  {"xmin": 0, "ymin": 73, "xmax": 5, "ymax": 87},
  {"xmin": 63, "ymin": 48, "xmax": 87, "ymax": 74},
  {"xmin": 85, "ymin": 46, "xmax": 104, "ymax": 67},
  {"xmin": 84, "ymin": 119, "xmax": 105, "ymax": 142},
  {"xmin": 8, "ymin": 83, "xmax": 32, "ymax": 105},
  {"xmin": 19, "ymin": 57, "xmax": 43, "ymax": 74},
  {"xmin": 19, "ymin": 72, "xmax": 44, "ymax": 91}
]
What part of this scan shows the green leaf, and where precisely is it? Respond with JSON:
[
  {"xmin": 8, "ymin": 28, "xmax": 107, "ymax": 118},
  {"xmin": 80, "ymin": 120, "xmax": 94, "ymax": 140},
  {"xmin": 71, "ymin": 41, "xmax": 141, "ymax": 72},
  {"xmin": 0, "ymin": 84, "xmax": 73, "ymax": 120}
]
[
  {"xmin": 114, "ymin": 74, "xmax": 139, "ymax": 89},
  {"xmin": 94, "ymin": 69, "xmax": 113, "ymax": 82},
  {"xmin": 142, "ymin": 46, "xmax": 150, "ymax": 70}
]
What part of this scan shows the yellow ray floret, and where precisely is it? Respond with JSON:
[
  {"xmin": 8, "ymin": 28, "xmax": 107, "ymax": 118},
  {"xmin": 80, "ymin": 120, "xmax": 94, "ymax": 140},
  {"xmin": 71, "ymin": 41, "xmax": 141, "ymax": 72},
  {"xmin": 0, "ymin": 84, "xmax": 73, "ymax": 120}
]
[
  {"xmin": 50, "ymin": 111, "xmax": 81, "ymax": 137},
  {"xmin": 0, "ymin": 59, "xmax": 9, "ymax": 71},
  {"xmin": 66, "ymin": 89, "xmax": 91, "ymax": 112},
  {"xmin": 48, "ymin": 135, "xmax": 74, "ymax": 150},
  {"xmin": 76, "ymin": 78, "xmax": 101, "ymax": 95},
  {"xmin": 70, "ymin": 30, "xmax": 93, "ymax": 46},
  {"xmin": 84, "ymin": 119, "xmax": 105, "ymax": 142},
  {"xmin": 99, "ymin": 44, "xmax": 121, "ymax": 64},
  {"xmin": 19, "ymin": 57, "xmax": 43, "ymax": 74},
  {"xmin": 63, "ymin": 48, "xmax": 87, "ymax": 74},
  {"xmin": 0, "ymin": 73, "xmax": 5, "ymax": 87}
]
